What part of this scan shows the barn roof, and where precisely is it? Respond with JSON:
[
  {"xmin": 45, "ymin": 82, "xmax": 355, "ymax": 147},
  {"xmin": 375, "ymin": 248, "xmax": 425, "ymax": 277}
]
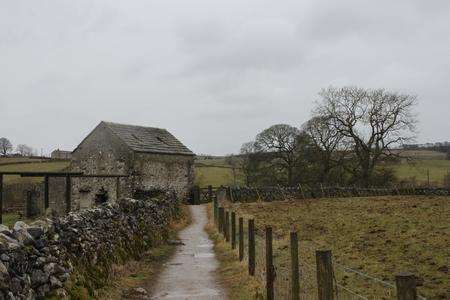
[{"xmin": 103, "ymin": 121, "xmax": 194, "ymax": 156}]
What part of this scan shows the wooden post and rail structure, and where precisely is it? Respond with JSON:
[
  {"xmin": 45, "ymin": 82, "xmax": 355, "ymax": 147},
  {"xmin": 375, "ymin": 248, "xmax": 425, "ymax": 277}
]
[
  {"xmin": 239, "ymin": 217, "xmax": 244, "ymax": 261},
  {"xmin": 265, "ymin": 226, "xmax": 275, "ymax": 300},
  {"xmin": 218, "ymin": 207, "xmax": 224, "ymax": 234},
  {"xmin": 225, "ymin": 210, "xmax": 230, "ymax": 242},
  {"xmin": 248, "ymin": 218, "xmax": 255, "ymax": 276},
  {"xmin": 0, "ymin": 171, "xmax": 128, "ymax": 224},
  {"xmin": 396, "ymin": 273, "xmax": 417, "ymax": 300},
  {"xmin": 316, "ymin": 250, "xmax": 334, "ymax": 300},
  {"xmin": 231, "ymin": 211, "xmax": 236, "ymax": 249},
  {"xmin": 212, "ymin": 210, "xmax": 419, "ymax": 299},
  {"xmin": 290, "ymin": 231, "xmax": 300, "ymax": 300}
]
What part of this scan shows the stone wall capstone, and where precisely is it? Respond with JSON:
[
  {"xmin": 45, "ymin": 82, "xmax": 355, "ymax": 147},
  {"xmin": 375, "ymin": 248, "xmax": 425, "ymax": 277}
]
[{"xmin": 0, "ymin": 191, "xmax": 179, "ymax": 299}]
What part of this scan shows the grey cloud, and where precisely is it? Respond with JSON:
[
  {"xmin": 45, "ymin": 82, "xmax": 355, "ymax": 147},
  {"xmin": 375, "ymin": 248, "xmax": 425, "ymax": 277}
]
[{"xmin": 0, "ymin": 0, "xmax": 449, "ymax": 155}]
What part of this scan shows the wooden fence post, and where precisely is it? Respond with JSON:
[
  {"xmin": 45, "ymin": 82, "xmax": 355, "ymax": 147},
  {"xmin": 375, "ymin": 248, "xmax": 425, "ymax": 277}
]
[
  {"xmin": 248, "ymin": 219, "xmax": 255, "ymax": 276},
  {"xmin": 231, "ymin": 211, "xmax": 236, "ymax": 249},
  {"xmin": 239, "ymin": 217, "xmax": 244, "ymax": 261},
  {"xmin": 395, "ymin": 272, "xmax": 417, "ymax": 300},
  {"xmin": 316, "ymin": 250, "xmax": 334, "ymax": 300},
  {"xmin": 291, "ymin": 231, "xmax": 300, "ymax": 300},
  {"xmin": 213, "ymin": 189, "xmax": 218, "ymax": 223},
  {"xmin": 266, "ymin": 226, "xmax": 275, "ymax": 300},
  {"xmin": 218, "ymin": 207, "xmax": 224, "ymax": 233},
  {"xmin": 208, "ymin": 185, "xmax": 213, "ymax": 201},
  {"xmin": 193, "ymin": 185, "xmax": 201, "ymax": 204},
  {"xmin": 225, "ymin": 211, "xmax": 230, "ymax": 242}
]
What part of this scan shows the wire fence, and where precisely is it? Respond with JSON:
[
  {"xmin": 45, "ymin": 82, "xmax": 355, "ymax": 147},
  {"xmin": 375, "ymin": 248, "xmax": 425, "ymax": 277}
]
[{"xmin": 213, "ymin": 199, "xmax": 426, "ymax": 300}]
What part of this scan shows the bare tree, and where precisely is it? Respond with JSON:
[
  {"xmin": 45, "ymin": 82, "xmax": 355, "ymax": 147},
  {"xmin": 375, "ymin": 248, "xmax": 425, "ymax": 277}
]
[
  {"xmin": 239, "ymin": 141, "xmax": 258, "ymax": 186},
  {"xmin": 303, "ymin": 116, "xmax": 345, "ymax": 183},
  {"xmin": 314, "ymin": 86, "xmax": 417, "ymax": 185},
  {"xmin": 255, "ymin": 124, "xmax": 301, "ymax": 186},
  {"xmin": 16, "ymin": 144, "xmax": 34, "ymax": 156},
  {"xmin": 0, "ymin": 137, "xmax": 13, "ymax": 156}
]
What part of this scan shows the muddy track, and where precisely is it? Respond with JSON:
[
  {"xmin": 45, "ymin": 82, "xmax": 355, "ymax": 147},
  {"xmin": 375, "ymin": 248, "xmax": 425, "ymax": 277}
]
[{"xmin": 151, "ymin": 205, "xmax": 226, "ymax": 299}]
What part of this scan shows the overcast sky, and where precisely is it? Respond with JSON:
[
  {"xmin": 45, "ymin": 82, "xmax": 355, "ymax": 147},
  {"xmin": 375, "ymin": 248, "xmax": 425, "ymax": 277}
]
[{"xmin": 1, "ymin": 0, "xmax": 449, "ymax": 155}]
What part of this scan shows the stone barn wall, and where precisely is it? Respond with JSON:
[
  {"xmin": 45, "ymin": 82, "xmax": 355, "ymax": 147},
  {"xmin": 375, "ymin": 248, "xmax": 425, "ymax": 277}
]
[
  {"xmin": 48, "ymin": 177, "xmax": 68, "ymax": 215},
  {"xmin": 70, "ymin": 177, "xmax": 120, "ymax": 210},
  {"xmin": 2, "ymin": 182, "xmax": 43, "ymax": 216},
  {"xmin": 70, "ymin": 122, "xmax": 134, "ymax": 209},
  {"xmin": 132, "ymin": 153, "xmax": 194, "ymax": 200}
]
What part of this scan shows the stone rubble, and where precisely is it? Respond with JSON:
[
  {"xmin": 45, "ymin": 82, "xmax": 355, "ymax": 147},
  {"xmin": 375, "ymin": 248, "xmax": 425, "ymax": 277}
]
[{"xmin": 0, "ymin": 191, "xmax": 179, "ymax": 299}]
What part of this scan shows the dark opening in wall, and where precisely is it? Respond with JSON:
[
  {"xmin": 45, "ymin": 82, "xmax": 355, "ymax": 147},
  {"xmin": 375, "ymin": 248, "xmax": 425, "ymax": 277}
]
[
  {"xmin": 95, "ymin": 187, "xmax": 109, "ymax": 205},
  {"xmin": 133, "ymin": 188, "xmax": 165, "ymax": 200}
]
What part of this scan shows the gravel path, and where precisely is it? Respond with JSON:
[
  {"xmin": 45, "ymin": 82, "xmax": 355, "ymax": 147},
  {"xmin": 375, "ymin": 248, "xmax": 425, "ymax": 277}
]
[{"xmin": 151, "ymin": 205, "xmax": 226, "ymax": 299}]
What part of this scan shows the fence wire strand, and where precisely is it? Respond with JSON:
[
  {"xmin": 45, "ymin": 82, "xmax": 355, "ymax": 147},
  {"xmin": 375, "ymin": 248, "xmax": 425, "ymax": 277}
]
[{"xmin": 216, "ymin": 204, "xmax": 426, "ymax": 300}]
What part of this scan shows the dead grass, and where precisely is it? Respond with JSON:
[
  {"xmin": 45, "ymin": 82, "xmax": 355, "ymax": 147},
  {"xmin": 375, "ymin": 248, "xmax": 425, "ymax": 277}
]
[
  {"xmin": 1, "ymin": 213, "xmax": 37, "ymax": 228},
  {"xmin": 205, "ymin": 204, "xmax": 263, "ymax": 299},
  {"xmin": 221, "ymin": 196, "xmax": 450, "ymax": 299}
]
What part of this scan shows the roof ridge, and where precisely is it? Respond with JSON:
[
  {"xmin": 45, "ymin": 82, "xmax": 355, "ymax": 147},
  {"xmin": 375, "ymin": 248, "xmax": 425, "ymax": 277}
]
[{"xmin": 102, "ymin": 121, "xmax": 167, "ymax": 131}]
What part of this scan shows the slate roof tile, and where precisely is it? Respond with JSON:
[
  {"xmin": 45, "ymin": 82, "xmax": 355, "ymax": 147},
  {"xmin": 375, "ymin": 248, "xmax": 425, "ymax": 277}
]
[{"xmin": 103, "ymin": 122, "xmax": 194, "ymax": 156}]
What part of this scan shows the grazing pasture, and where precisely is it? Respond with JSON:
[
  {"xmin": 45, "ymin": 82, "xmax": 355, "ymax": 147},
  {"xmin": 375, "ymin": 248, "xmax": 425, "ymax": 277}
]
[
  {"xmin": 223, "ymin": 195, "xmax": 450, "ymax": 299},
  {"xmin": 393, "ymin": 159, "xmax": 450, "ymax": 186},
  {"xmin": 194, "ymin": 151, "xmax": 450, "ymax": 187},
  {"xmin": 194, "ymin": 157, "xmax": 244, "ymax": 187},
  {"xmin": 393, "ymin": 149, "xmax": 447, "ymax": 160},
  {"xmin": 0, "ymin": 161, "xmax": 70, "ymax": 185},
  {"xmin": 0, "ymin": 157, "xmax": 48, "ymax": 165}
]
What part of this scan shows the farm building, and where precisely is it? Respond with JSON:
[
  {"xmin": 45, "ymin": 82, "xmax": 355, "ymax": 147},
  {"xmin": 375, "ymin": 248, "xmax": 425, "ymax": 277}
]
[
  {"xmin": 69, "ymin": 121, "xmax": 195, "ymax": 209},
  {"xmin": 51, "ymin": 149, "xmax": 72, "ymax": 159}
]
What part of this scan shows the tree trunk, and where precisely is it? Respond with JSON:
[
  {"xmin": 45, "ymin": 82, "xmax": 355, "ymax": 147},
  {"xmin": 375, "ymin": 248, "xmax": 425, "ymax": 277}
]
[{"xmin": 287, "ymin": 166, "xmax": 293, "ymax": 187}]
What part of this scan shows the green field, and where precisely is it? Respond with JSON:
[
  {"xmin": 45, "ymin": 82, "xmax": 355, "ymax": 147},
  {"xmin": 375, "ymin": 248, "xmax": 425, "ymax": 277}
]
[
  {"xmin": 392, "ymin": 159, "xmax": 450, "ymax": 186},
  {"xmin": 0, "ymin": 161, "xmax": 70, "ymax": 185},
  {"xmin": 0, "ymin": 157, "xmax": 53, "ymax": 165},
  {"xmin": 195, "ymin": 165, "xmax": 244, "ymax": 187},
  {"xmin": 393, "ymin": 149, "xmax": 447, "ymax": 160},
  {"xmin": 194, "ymin": 152, "xmax": 450, "ymax": 187},
  {"xmin": 194, "ymin": 156, "xmax": 244, "ymax": 187}
]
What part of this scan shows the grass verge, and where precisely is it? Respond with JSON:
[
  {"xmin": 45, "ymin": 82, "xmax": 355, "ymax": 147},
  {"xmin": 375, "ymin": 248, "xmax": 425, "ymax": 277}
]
[{"xmin": 205, "ymin": 204, "xmax": 262, "ymax": 300}]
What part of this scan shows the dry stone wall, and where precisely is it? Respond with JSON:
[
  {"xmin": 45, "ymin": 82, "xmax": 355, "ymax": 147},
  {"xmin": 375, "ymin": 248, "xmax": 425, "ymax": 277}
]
[{"xmin": 0, "ymin": 192, "xmax": 179, "ymax": 299}]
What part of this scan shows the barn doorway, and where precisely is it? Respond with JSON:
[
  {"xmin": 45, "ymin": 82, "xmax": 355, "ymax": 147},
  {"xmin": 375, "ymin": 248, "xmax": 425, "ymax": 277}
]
[{"xmin": 95, "ymin": 187, "xmax": 109, "ymax": 205}]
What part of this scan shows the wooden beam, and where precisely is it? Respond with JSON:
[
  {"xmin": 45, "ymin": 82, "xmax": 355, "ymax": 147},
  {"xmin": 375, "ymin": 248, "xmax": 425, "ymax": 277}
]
[
  {"xmin": 44, "ymin": 176, "xmax": 49, "ymax": 209},
  {"xmin": 20, "ymin": 172, "xmax": 83, "ymax": 177},
  {"xmin": 72, "ymin": 174, "xmax": 128, "ymax": 178},
  {"xmin": 0, "ymin": 174, "xmax": 3, "ymax": 224},
  {"xmin": 65, "ymin": 175, "xmax": 71, "ymax": 213}
]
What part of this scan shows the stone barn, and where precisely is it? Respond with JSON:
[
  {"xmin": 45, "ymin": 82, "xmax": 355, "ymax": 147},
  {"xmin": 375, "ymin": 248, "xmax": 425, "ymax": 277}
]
[{"xmin": 70, "ymin": 121, "xmax": 195, "ymax": 209}]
